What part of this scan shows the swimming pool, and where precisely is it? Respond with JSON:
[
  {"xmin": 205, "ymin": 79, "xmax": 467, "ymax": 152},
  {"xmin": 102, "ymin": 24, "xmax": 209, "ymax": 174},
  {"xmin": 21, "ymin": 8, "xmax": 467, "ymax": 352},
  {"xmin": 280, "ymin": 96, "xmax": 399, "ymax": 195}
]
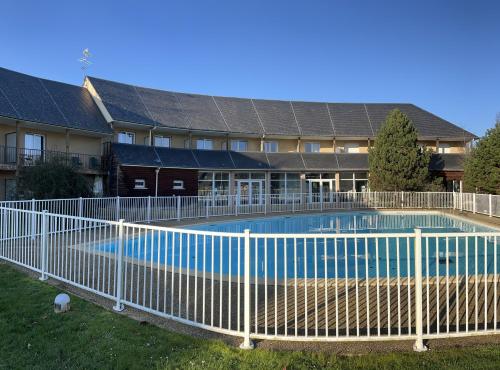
[{"xmin": 100, "ymin": 211, "xmax": 497, "ymax": 279}]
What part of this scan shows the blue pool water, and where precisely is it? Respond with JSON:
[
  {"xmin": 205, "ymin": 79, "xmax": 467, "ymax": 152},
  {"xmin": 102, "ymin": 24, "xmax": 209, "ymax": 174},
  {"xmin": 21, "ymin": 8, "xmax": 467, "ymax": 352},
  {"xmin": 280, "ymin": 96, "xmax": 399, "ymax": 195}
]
[{"xmin": 100, "ymin": 212, "xmax": 498, "ymax": 279}]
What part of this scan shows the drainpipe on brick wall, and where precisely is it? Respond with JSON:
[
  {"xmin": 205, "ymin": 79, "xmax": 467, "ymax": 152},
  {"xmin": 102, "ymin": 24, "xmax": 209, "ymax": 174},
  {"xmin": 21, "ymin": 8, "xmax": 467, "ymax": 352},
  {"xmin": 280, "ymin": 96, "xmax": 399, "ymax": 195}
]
[{"xmin": 155, "ymin": 168, "xmax": 160, "ymax": 197}]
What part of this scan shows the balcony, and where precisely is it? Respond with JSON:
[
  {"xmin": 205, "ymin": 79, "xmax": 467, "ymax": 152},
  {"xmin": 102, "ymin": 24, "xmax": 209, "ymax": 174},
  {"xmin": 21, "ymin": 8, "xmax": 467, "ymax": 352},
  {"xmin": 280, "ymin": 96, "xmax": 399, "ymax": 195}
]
[{"xmin": 0, "ymin": 146, "xmax": 104, "ymax": 173}]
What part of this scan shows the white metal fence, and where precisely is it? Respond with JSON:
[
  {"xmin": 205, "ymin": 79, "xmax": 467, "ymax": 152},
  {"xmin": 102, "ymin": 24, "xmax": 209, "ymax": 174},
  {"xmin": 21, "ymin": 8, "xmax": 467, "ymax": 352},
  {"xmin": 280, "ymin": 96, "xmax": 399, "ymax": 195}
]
[
  {"xmin": 0, "ymin": 203, "xmax": 499, "ymax": 351},
  {"xmin": 1, "ymin": 192, "xmax": 498, "ymax": 224}
]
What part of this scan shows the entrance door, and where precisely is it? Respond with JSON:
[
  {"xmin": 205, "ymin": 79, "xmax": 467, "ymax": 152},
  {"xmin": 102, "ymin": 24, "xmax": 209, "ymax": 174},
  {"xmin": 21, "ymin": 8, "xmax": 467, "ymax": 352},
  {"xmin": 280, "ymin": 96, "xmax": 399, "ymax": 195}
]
[
  {"xmin": 237, "ymin": 180, "xmax": 263, "ymax": 206},
  {"xmin": 307, "ymin": 179, "xmax": 334, "ymax": 203}
]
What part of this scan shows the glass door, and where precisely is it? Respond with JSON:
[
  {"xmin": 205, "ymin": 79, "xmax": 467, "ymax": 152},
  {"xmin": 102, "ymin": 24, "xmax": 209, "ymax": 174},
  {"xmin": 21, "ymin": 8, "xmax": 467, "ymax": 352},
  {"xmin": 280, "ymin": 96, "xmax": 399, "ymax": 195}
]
[
  {"xmin": 237, "ymin": 180, "xmax": 263, "ymax": 206},
  {"xmin": 307, "ymin": 179, "xmax": 334, "ymax": 203},
  {"xmin": 5, "ymin": 133, "xmax": 16, "ymax": 164}
]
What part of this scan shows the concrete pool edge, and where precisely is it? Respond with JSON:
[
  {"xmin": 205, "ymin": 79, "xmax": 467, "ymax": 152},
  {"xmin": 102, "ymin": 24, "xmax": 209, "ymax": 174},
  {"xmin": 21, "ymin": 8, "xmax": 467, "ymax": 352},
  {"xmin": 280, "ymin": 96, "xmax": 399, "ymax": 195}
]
[{"xmin": 146, "ymin": 208, "xmax": 500, "ymax": 231}]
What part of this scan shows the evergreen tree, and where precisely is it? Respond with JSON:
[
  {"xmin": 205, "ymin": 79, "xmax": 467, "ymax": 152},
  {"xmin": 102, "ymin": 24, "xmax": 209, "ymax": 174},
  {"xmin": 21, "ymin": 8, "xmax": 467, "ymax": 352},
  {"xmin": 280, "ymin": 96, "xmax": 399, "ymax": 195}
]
[
  {"xmin": 463, "ymin": 118, "xmax": 500, "ymax": 194},
  {"xmin": 368, "ymin": 109, "xmax": 432, "ymax": 191},
  {"xmin": 16, "ymin": 156, "xmax": 92, "ymax": 199}
]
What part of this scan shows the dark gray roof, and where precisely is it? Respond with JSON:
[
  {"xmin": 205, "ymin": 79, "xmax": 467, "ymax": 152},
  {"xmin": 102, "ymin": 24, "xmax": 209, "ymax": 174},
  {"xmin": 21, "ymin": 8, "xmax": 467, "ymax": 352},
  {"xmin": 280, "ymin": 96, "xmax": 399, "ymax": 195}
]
[
  {"xmin": 88, "ymin": 76, "xmax": 475, "ymax": 140},
  {"xmin": 111, "ymin": 143, "xmax": 465, "ymax": 172},
  {"xmin": 0, "ymin": 68, "xmax": 112, "ymax": 134}
]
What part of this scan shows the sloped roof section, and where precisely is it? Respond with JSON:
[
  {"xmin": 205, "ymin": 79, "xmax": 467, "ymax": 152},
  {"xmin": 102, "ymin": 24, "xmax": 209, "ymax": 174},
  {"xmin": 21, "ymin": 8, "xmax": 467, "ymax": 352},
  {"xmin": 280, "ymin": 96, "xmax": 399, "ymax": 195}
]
[
  {"xmin": 0, "ymin": 68, "xmax": 112, "ymax": 134},
  {"xmin": 111, "ymin": 143, "xmax": 466, "ymax": 172},
  {"xmin": 87, "ymin": 75, "xmax": 476, "ymax": 140}
]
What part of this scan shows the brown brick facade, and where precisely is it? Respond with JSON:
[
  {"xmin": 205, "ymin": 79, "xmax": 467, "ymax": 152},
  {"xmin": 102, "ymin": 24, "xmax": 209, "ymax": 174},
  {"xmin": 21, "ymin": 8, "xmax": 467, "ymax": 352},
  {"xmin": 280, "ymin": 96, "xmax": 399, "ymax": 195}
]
[{"xmin": 115, "ymin": 166, "xmax": 198, "ymax": 197}]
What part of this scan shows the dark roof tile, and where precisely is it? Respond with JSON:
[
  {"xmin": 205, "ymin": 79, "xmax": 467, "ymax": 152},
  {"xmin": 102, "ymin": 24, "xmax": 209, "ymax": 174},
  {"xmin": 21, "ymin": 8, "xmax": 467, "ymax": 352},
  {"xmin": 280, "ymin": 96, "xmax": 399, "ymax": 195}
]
[{"xmin": 0, "ymin": 68, "xmax": 111, "ymax": 134}]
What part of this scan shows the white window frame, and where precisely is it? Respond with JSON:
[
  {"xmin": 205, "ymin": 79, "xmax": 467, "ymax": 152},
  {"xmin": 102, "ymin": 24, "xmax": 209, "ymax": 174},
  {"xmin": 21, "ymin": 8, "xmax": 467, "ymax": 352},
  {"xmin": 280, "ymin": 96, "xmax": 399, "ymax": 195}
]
[
  {"xmin": 153, "ymin": 135, "xmax": 171, "ymax": 148},
  {"xmin": 173, "ymin": 180, "xmax": 185, "ymax": 190},
  {"xmin": 25, "ymin": 133, "xmax": 44, "ymax": 151},
  {"xmin": 231, "ymin": 140, "xmax": 248, "ymax": 152},
  {"xmin": 134, "ymin": 179, "xmax": 146, "ymax": 189},
  {"xmin": 304, "ymin": 142, "xmax": 320, "ymax": 153},
  {"xmin": 196, "ymin": 138, "xmax": 213, "ymax": 150},
  {"xmin": 117, "ymin": 131, "xmax": 135, "ymax": 144},
  {"xmin": 263, "ymin": 141, "xmax": 279, "ymax": 153}
]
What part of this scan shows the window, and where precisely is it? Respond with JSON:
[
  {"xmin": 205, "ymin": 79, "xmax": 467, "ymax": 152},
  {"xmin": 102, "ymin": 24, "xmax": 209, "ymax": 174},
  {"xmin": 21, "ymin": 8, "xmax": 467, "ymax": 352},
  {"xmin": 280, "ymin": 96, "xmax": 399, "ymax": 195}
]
[
  {"xmin": 24, "ymin": 133, "xmax": 44, "ymax": 161},
  {"xmin": 173, "ymin": 180, "xmax": 185, "ymax": 190},
  {"xmin": 25, "ymin": 133, "xmax": 44, "ymax": 151},
  {"xmin": 154, "ymin": 135, "xmax": 170, "ymax": 148},
  {"xmin": 134, "ymin": 179, "xmax": 146, "ymax": 189},
  {"xmin": 438, "ymin": 143, "xmax": 450, "ymax": 154},
  {"xmin": 304, "ymin": 142, "xmax": 320, "ymax": 153},
  {"xmin": 198, "ymin": 172, "xmax": 230, "ymax": 196},
  {"xmin": 117, "ymin": 132, "xmax": 135, "ymax": 144},
  {"xmin": 196, "ymin": 138, "xmax": 213, "ymax": 150},
  {"xmin": 344, "ymin": 143, "xmax": 359, "ymax": 153},
  {"xmin": 231, "ymin": 140, "xmax": 248, "ymax": 152},
  {"xmin": 264, "ymin": 141, "xmax": 279, "ymax": 153}
]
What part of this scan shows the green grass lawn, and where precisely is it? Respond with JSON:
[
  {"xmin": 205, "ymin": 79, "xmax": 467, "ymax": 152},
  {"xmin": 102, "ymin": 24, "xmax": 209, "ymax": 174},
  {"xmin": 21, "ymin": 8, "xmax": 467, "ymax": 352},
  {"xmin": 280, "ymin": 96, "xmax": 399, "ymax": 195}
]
[{"xmin": 2, "ymin": 263, "xmax": 500, "ymax": 370}]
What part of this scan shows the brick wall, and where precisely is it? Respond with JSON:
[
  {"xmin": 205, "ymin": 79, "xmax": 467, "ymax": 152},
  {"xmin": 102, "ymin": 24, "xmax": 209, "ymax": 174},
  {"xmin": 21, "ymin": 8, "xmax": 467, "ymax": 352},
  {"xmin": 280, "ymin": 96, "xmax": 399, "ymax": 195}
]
[{"xmin": 116, "ymin": 166, "xmax": 198, "ymax": 197}]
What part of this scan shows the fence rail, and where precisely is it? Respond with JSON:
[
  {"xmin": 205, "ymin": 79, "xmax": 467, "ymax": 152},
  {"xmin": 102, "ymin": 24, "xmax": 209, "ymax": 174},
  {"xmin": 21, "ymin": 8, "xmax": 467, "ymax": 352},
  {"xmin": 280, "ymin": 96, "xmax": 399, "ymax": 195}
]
[
  {"xmin": 0, "ymin": 145, "xmax": 103, "ymax": 172},
  {"xmin": 1, "ymin": 192, "xmax": 498, "ymax": 224},
  {"xmin": 0, "ymin": 192, "xmax": 499, "ymax": 351}
]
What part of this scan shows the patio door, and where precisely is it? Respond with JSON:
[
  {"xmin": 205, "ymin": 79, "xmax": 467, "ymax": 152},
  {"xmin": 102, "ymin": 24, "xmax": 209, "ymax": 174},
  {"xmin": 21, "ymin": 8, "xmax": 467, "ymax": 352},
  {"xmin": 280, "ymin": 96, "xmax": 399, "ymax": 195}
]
[
  {"xmin": 5, "ymin": 133, "xmax": 16, "ymax": 164},
  {"xmin": 307, "ymin": 179, "xmax": 334, "ymax": 203},
  {"xmin": 237, "ymin": 180, "xmax": 263, "ymax": 206}
]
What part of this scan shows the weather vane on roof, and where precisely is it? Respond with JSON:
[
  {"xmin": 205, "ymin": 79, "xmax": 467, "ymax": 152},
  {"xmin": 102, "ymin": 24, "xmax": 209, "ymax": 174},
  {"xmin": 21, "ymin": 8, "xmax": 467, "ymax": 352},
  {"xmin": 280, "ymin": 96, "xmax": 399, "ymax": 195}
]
[{"xmin": 78, "ymin": 48, "xmax": 92, "ymax": 75}]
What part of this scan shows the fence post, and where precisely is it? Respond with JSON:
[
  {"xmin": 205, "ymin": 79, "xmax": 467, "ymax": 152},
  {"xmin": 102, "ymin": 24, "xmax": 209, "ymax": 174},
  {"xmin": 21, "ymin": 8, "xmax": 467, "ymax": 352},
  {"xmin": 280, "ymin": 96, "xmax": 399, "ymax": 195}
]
[
  {"xmin": 147, "ymin": 196, "xmax": 151, "ymax": 223},
  {"xmin": 113, "ymin": 219, "xmax": 125, "ymax": 312},
  {"xmin": 206, "ymin": 196, "xmax": 210, "ymax": 218},
  {"xmin": 31, "ymin": 198, "xmax": 36, "ymax": 240},
  {"xmin": 401, "ymin": 191, "xmax": 404, "ymax": 209},
  {"xmin": 39, "ymin": 210, "xmax": 48, "ymax": 281},
  {"xmin": 240, "ymin": 229, "xmax": 254, "ymax": 349},
  {"xmin": 413, "ymin": 228, "xmax": 427, "ymax": 352},
  {"xmin": 292, "ymin": 193, "xmax": 295, "ymax": 213},
  {"xmin": 78, "ymin": 197, "xmax": 83, "ymax": 233},
  {"xmin": 473, "ymin": 193, "xmax": 476, "ymax": 214},
  {"xmin": 460, "ymin": 192, "xmax": 463, "ymax": 212},
  {"xmin": 116, "ymin": 196, "xmax": 120, "ymax": 221},
  {"xmin": 176, "ymin": 195, "xmax": 181, "ymax": 221},
  {"xmin": 489, "ymin": 194, "xmax": 493, "ymax": 217}
]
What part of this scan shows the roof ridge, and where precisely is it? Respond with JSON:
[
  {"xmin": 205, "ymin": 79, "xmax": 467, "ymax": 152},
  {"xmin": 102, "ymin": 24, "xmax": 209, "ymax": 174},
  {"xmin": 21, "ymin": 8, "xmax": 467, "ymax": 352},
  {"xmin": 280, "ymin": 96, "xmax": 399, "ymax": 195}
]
[
  {"xmin": 289, "ymin": 101, "xmax": 302, "ymax": 136},
  {"xmin": 133, "ymin": 85, "xmax": 156, "ymax": 124},
  {"xmin": 325, "ymin": 103, "xmax": 336, "ymax": 137},
  {"xmin": 211, "ymin": 96, "xmax": 231, "ymax": 132},
  {"xmin": 250, "ymin": 99, "xmax": 266, "ymax": 135},
  {"xmin": 363, "ymin": 104, "xmax": 375, "ymax": 137},
  {"xmin": 189, "ymin": 148, "xmax": 201, "ymax": 167},
  {"xmin": 0, "ymin": 83, "xmax": 20, "ymax": 117},
  {"xmin": 173, "ymin": 92, "xmax": 193, "ymax": 130},
  {"xmin": 38, "ymin": 78, "xmax": 70, "ymax": 126},
  {"xmin": 226, "ymin": 150, "xmax": 237, "ymax": 169}
]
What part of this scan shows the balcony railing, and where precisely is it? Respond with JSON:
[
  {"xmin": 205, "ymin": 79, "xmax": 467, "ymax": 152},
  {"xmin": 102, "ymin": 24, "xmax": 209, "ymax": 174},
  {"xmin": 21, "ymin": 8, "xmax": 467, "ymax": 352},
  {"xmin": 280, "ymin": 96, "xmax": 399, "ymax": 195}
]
[{"xmin": 0, "ymin": 146, "xmax": 103, "ymax": 172}]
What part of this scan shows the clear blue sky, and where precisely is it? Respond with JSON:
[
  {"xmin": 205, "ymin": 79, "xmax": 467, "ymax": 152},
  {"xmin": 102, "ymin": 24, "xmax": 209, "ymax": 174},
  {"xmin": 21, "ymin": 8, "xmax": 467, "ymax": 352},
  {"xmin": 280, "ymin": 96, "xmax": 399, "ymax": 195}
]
[{"xmin": 1, "ymin": 0, "xmax": 499, "ymax": 136}]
